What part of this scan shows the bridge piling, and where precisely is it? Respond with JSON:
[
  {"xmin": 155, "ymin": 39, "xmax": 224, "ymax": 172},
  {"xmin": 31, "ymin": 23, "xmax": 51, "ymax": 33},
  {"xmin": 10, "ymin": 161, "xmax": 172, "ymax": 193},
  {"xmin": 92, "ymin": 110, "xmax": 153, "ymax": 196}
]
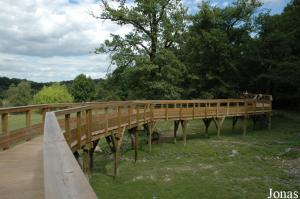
[{"xmin": 202, "ymin": 118, "xmax": 212, "ymax": 137}]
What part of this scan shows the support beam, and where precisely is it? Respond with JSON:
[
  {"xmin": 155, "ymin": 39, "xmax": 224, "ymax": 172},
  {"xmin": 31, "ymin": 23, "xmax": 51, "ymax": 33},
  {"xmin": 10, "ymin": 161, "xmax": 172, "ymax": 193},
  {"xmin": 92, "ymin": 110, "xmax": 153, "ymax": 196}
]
[
  {"xmin": 134, "ymin": 129, "xmax": 138, "ymax": 162},
  {"xmin": 174, "ymin": 120, "xmax": 180, "ymax": 143},
  {"xmin": 180, "ymin": 120, "xmax": 188, "ymax": 146},
  {"xmin": 202, "ymin": 118, "xmax": 212, "ymax": 138},
  {"xmin": 243, "ymin": 116, "xmax": 248, "ymax": 136},
  {"xmin": 251, "ymin": 116, "xmax": 257, "ymax": 130},
  {"xmin": 89, "ymin": 140, "xmax": 99, "ymax": 170},
  {"xmin": 267, "ymin": 113, "xmax": 272, "ymax": 130},
  {"xmin": 148, "ymin": 122, "xmax": 153, "ymax": 152},
  {"xmin": 214, "ymin": 117, "xmax": 226, "ymax": 137},
  {"xmin": 110, "ymin": 127, "xmax": 126, "ymax": 178},
  {"xmin": 129, "ymin": 128, "xmax": 138, "ymax": 162},
  {"xmin": 82, "ymin": 149, "xmax": 91, "ymax": 178},
  {"xmin": 232, "ymin": 117, "xmax": 238, "ymax": 131}
]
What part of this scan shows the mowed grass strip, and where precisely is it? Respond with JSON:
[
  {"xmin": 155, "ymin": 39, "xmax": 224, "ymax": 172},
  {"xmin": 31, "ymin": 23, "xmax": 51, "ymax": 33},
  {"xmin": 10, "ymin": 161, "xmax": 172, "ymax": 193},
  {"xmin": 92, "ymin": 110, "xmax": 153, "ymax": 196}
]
[{"xmin": 90, "ymin": 111, "xmax": 300, "ymax": 199}]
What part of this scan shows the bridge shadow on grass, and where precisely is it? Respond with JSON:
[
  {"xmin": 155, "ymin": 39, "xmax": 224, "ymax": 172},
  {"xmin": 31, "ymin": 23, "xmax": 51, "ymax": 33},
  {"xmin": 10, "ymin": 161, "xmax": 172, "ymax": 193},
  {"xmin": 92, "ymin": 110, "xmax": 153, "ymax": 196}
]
[{"xmin": 92, "ymin": 152, "xmax": 115, "ymax": 178}]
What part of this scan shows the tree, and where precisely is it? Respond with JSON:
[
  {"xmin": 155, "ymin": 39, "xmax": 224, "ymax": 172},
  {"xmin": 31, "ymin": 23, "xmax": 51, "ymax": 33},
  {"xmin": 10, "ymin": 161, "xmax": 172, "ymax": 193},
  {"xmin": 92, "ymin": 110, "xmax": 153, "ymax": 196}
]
[
  {"xmin": 181, "ymin": 0, "xmax": 262, "ymax": 98},
  {"xmin": 255, "ymin": 0, "xmax": 300, "ymax": 107},
  {"xmin": 93, "ymin": 0, "xmax": 187, "ymax": 99},
  {"xmin": 33, "ymin": 83, "xmax": 74, "ymax": 104},
  {"xmin": 6, "ymin": 81, "xmax": 32, "ymax": 106},
  {"xmin": 71, "ymin": 74, "xmax": 95, "ymax": 102}
]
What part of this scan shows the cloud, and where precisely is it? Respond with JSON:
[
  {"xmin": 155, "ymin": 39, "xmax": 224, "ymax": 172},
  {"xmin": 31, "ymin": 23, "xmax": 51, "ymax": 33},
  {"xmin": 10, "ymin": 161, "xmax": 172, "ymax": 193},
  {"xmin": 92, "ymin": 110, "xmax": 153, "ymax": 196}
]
[
  {"xmin": 0, "ymin": 52, "xmax": 111, "ymax": 82},
  {"xmin": 0, "ymin": 0, "xmax": 131, "ymax": 82},
  {"xmin": 259, "ymin": 0, "xmax": 283, "ymax": 4},
  {"xmin": 0, "ymin": 0, "xmax": 132, "ymax": 57}
]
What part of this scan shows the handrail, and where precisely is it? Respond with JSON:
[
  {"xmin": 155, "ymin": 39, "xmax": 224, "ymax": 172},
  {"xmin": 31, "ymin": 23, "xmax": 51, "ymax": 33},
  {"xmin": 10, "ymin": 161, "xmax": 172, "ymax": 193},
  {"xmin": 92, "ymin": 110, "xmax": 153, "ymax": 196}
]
[{"xmin": 44, "ymin": 112, "xmax": 97, "ymax": 199}]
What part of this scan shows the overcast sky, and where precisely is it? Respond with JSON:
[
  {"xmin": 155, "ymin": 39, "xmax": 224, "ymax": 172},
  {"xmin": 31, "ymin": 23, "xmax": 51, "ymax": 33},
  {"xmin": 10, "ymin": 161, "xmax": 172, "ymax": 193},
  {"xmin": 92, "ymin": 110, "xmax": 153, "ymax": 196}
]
[{"xmin": 0, "ymin": 0, "xmax": 289, "ymax": 82}]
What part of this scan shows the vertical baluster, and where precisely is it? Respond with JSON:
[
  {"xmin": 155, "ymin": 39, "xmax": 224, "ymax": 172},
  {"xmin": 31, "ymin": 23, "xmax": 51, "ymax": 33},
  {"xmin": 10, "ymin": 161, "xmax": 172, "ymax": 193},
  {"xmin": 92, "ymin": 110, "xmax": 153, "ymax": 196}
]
[
  {"xmin": 76, "ymin": 111, "xmax": 81, "ymax": 148},
  {"xmin": 65, "ymin": 114, "xmax": 71, "ymax": 145},
  {"xmin": 144, "ymin": 104, "xmax": 146, "ymax": 123},
  {"xmin": 25, "ymin": 110, "xmax": 31, "ymax": 141},
  {"xmin": 118, "ymin": 106, "xmax": 121, "ymax": 134},
  {"xmin": 1, "ymin": 113, "xmax": 9, "ymax": 149},
  {"xmin": 105, "ymin": 107, "xmax": 108, "ymax": 134},
  {"xmin": 128, "ymin": 105, "xmax": 132, "ymax": 128},
  {"xmin": 136, "ymin": 105, "xmax": 140, "ymax": 127},
  {"xmin": 193, "ymin": 103, "xmax": 195, "ymax": 119},
  {"xmin": 165, "ymin": 104, "xmax": 168, "ymax": 120}
]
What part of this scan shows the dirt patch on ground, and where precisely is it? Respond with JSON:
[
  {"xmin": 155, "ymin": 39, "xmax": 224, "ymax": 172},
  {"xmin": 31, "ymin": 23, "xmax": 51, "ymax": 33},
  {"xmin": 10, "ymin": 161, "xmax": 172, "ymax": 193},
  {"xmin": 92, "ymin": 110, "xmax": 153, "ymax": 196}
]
[{"xmin": 286, "ymin": 157, "xmax": 300, "ymax": 184}]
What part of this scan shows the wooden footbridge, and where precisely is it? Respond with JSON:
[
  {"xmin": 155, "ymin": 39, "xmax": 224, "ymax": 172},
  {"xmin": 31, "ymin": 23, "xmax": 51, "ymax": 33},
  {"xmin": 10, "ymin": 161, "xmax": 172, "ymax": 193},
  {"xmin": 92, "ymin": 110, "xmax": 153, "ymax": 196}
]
[{"xmin": 0, "ymin": 94, "xmax": 272, "ymax": 199}]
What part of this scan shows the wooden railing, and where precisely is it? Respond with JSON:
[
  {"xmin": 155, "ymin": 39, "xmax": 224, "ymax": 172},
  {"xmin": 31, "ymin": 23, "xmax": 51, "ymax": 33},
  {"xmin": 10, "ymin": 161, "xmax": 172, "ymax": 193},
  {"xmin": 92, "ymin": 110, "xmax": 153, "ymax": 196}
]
[
  {"xmin": 0, "ymin": 96, "xmax": 272, "ymax": 199},
  {"xmin": 52, "ymin": 98, "xmax": 272, "ymax": 152}
]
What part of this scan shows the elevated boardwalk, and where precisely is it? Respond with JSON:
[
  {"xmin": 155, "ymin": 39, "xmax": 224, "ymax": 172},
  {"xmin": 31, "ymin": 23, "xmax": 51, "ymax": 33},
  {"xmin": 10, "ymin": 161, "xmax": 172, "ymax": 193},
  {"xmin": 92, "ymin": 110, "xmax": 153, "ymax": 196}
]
[
  {"xmin": 0, "ymin": 136, "xmax": 44, "ymax": 199},
  {"xmin": 0, "ymin": 95, "xmax": 272, "ymax": 199}
]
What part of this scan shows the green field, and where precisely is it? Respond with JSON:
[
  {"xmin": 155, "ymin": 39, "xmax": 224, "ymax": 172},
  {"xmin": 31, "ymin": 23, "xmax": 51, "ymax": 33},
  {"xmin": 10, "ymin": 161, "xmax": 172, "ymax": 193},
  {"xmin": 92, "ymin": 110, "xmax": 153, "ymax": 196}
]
[
  {"xmin": 90, "ymin": 111, "xmax": 300, "ymax": 199},
  {"xmin": 0, "ymin": 112, "xmax": 43, "ymax": 133}
]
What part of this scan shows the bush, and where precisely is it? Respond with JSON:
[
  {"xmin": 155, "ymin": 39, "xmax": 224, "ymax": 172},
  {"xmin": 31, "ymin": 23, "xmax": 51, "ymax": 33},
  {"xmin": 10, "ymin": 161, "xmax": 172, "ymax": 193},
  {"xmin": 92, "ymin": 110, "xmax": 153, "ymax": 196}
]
[
  {"xmin": 6, "ymin": 81, "xmax": 32, "ymax": 106},
  {"xmin": 33, "ymin": 83, "xmax": 74, "ymax": 104}
]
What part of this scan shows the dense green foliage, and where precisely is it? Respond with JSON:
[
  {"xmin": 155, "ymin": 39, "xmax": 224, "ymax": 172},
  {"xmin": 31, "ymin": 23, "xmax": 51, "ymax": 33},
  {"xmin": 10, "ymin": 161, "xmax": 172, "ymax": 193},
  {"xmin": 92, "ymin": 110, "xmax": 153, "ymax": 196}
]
[
  {"xmin": 6, "ymin": 81, "xmax": 32, "ymax": 106},
  {"xmin": 71, "ymin": 74, "xmax": 95, "ymax": 102},
  {"xmin": 92, "ymin": 0, "xmax": 300, "ymax": 107},
  {"xmin": 33, "ymin": 83, "xmax": 74, "ymax": 104}
]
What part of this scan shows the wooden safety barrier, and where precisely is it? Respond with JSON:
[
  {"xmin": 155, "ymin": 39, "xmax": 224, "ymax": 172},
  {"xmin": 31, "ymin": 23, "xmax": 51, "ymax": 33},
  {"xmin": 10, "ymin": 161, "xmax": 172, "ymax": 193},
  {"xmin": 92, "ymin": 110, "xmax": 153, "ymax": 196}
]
[{"xmin": 0, "ymin": 94, "xmax": 272, "ymax": 199}]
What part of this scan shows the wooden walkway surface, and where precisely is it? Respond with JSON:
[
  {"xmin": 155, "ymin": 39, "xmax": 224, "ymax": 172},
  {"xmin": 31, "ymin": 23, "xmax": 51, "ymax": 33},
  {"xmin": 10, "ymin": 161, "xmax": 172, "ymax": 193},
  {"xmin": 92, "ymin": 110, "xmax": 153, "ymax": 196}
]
[{"xmin": 0, "ymin": 136, "xmax": 44, "ymax": 199}]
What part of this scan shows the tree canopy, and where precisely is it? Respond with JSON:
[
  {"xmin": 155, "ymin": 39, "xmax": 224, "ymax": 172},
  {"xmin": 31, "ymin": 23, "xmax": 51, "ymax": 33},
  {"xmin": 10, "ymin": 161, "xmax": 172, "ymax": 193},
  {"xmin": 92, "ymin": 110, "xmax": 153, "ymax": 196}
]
[
  {"xmin": 92, "ymin": 0, "xmax": 300, "ymax": 108},
  {"xmin": 6, "ymin": 81, "xmax": 32, "ymax": 106},
  {"xmin": 71, "ymin": 74, "xmax": 95, "ymax": 102},
  {"xmin": 33, "ymin": 83, "xmax": 74, "ymax": 104}
]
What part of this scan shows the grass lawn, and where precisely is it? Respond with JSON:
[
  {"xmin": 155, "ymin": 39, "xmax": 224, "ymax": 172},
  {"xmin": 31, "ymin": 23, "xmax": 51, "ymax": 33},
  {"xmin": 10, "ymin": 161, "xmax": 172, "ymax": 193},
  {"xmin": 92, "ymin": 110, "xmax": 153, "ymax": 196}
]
[{"xmin": 90, "ymin": 110, "xmax": 300, "ymax": 199}]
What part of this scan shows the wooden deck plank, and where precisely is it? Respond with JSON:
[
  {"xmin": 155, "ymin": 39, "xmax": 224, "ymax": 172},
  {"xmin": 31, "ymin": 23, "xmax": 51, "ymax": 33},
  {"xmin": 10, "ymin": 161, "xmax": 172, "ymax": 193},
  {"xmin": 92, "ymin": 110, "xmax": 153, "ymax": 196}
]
[{"xmin": 0, "ymin": 136, "xmax": 44, "ymax": 199}]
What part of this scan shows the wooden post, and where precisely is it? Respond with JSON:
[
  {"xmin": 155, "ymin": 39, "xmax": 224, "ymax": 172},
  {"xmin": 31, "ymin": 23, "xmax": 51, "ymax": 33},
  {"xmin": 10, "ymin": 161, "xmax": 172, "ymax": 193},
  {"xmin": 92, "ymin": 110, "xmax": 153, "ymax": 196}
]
[
  {"xmin": 25, "ymin": 110, "xmax": 31, "ymax": 141},
  {"xmin": 243, "ymin": 116, "xmax": 248, "ymax": 136},
  {"xmin": 105, "ymin": 107, "xmax": 108, "ymax": 134},
  {"xmin": 111, "ymin": 127, "xmax": 125, "ymax": 178},
  {"xmin": 174, "ymin": 120, "xmax": 180, "ymax": 143},
  {"xmin": 267, "ymin": 113, "xmax": 271, "ymax": 130},
  {"xmin": 193, "ymin": 103, "xmax": 195, "ymax": 119},
  {"xmin": 202, "ymin": 118, "xmax": 212, "ymax": 138},
  {"xmin": 65, "ymin": 114, "xmax": 71, "ymax": 145},
  {"xmin": 252, "ymin": 116, "xmax": 257, "ymax": 130},
  {"xmin": 89, "ymin": 140, "xmax": 99, "ymax": 170},
  {"xmin": 232, "ymin": 117, "xmax": 238, "ymax": 131},
  {"xmin": 148, "ymin": 122, "xmax": 153, "ymax": 152},
  {"xmin": 76, "ymin": 111, "xmax": 82, "ymax": 148},
  {"xmin": 134, "ymin": 128, "xmax": 138, "ymax": 162},
  {"xmin": 42, "ymin": 107, "xmax": 49, "ymax": 129},
  {"xmin": 82, "ymin": 149, "xmax": 91, "ymax": 178},
  {"xmin": 128, "ymin": 105, "xmax": 132, "ymax": 128},
  {"xmin": 136, "ymin": 105, "xmax": 140, "ymax": 128},
  {"xmin": 25, "ymin": 110, "xmax": 31, "ymax": 128},
  {"xmin": 214, "ymin": 117, "xmax": 225, "ymax": 137},
  {"xmin": 165, "ymin": 104, "xmax": 168, "ymax": 120},
  {"xmin": 181, "ymin": 120, "xmax": 188, "ymax": 146},
  {"xmin": 180, "ymin": 104, "xmax": 182, "ymax": 120},
  {"xmin": 1, "ymin": 113, "xmax": 9, "ymax": 150},
  {"xmin": 86, "ymin": 109, "xmax": 92, "ymax": 148}
]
